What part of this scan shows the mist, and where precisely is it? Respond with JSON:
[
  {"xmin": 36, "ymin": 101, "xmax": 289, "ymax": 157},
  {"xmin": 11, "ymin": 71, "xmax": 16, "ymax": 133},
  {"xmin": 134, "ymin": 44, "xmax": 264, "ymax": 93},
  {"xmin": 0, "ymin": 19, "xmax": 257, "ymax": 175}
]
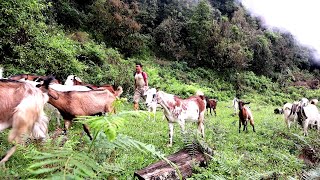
[{"xmin": 240, "ymin": 0, "xmax": 320, "ymax": 69}]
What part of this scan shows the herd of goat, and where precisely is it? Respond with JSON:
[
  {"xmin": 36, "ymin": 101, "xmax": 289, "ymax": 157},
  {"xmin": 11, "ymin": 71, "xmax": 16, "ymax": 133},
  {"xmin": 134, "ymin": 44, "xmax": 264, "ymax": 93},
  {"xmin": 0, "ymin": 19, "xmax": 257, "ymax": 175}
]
[
  {"xmin": 0, "ymin": 68, "xmax": 319, "ymax": 163},
  {"xmin": 0, "ymin": 71, "xmax": 123, "ymax": 163}
]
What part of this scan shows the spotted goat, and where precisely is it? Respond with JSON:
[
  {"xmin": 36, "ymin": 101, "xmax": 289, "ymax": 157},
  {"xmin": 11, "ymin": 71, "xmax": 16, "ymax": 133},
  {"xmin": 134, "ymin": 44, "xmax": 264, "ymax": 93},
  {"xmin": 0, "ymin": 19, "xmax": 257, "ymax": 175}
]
[{"xmin": 145, "ymin": 89, "xmax": 206, "ymax": 146}]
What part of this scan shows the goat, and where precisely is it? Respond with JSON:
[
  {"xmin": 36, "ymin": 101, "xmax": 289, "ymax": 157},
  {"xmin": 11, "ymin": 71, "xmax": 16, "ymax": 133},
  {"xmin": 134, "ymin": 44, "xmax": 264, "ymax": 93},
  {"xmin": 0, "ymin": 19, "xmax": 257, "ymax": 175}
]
[
  {"xmin": 38, "ymin": 77, "xmax": 123, "ymax": 140},
  {"xmin": 283, "ymin": 102, "xmax": 299, "ymax": 129},
  {"xmin": 49, "ymin": 83, "xmax": 92, "ymax": 92},
  {"xmin": 0, "ymin": 79, "xmax": 49, "ymax": 163},
  {"xmin": 205, "ymin": 97, "xmax": 217, "ymax": 116},
  {"xmin": 238, "ymin": 100, "xmax": 255, "ymax": 133},
  {"xmin": 299, "ymin": 104, "xmax": 320, "ymax": 136},
  {"xmin": 146, "ymin": 90, "xmax": 206, "ymax": 147},
  {"xmin": 144, "ymin": 88, "xmax": 158, "ymax": 121},
  {"xmin": 310, "ymin": 99, "xmax": 318, "ymax": 105},
  {"xmin": 232, "ymin": 97, "xmax": 239, "ymax": 116},
  {"xmin": 274, "ymin": 108, "xmax": 284, "ymax": 114},
  {"xmin": 300, "ymin": 98, "xmax": 309, "ymax": 107},
  {"xmin": 64, "ymin": 75, "xmax": 117, "ymax": 94}
]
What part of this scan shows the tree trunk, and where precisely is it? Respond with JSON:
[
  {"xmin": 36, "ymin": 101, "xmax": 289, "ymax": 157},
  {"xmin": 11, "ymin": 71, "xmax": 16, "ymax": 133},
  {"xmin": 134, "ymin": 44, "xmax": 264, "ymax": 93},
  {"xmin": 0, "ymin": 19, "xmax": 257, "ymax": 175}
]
[{"xmin": 134, "ymin": 148, "xmax": 208, "ymax": 180}]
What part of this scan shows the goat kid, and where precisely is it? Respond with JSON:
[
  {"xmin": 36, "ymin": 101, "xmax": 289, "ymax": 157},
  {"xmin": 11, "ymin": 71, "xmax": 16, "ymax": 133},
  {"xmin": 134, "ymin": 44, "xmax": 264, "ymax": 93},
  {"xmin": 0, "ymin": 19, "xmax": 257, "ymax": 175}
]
[
  {"xmin": 238, "ymin": 100, "xmax": 255, "ymax": 133},
  {"xmin": 0, "ymin": 79, "xmax": 49, "ymax": 163},
  {"xmin": 232, "ymin": 97, "xmax": 239, "ymax": 116},
  {"xmin": 205, "ymin": 97, "xmax": 217, "ymax": 116}
]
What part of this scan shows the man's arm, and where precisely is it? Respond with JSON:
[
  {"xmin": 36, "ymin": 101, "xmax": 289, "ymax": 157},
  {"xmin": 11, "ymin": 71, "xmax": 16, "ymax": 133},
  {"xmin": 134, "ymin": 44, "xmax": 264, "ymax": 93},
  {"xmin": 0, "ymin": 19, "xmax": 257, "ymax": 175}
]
[
  {"xmin": 145, "ymin": 78, "xmax": 148, "ymax": 87},
  {"xmin": 143, "ymin": 72, "xmax": 148, "ymax": 86}
]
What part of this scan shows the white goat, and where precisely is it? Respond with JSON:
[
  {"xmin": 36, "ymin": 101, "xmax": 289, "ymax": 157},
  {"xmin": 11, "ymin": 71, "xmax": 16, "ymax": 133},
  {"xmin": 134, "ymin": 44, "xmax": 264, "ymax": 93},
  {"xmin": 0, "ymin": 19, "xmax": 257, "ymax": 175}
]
[
  {"xmin": 144, "ymin": 88, "xmax": 158, "ymax": 121},
  {"xmin": 64, "ymin": 75, "xmax": 82, "ymax": 86},
  {"xmin": 283, "ymin": 102, "xmax": 299, "ymax": 129},
  {"xmin": 49, "ymin": 83, "xmax": 92, "ymax": 92},
  {"xmin": 232, "ymin": 97, "xmax": 239, "ymax": 115},
  {"xmin": 300, "ymin": 104, "xmax": 320, "ymax": 136},
  {"xmin": 300, "ymin": 98, "xmax": 309, "ymax": 107}
]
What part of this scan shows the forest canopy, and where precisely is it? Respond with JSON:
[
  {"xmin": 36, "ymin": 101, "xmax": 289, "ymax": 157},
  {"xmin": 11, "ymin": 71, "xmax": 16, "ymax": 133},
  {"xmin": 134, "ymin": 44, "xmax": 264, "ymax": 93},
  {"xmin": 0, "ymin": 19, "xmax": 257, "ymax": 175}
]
[{"xmin": 0, "ymin": 0, "xmax": 319, "ymax": 90}]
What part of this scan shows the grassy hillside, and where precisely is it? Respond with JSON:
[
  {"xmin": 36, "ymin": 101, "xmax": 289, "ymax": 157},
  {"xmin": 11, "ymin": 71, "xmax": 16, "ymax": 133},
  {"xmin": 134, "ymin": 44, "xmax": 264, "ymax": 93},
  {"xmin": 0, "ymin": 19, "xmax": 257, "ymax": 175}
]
[{"xmin": 1, "ymin": 0, "xmax": 320, "ymax": 178}]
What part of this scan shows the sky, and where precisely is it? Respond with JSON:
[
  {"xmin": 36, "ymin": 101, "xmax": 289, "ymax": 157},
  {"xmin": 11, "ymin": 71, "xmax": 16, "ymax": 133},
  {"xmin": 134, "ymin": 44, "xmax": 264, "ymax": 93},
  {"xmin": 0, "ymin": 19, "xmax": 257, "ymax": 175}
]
[{"xmin": 240, "ymin": 0, "xmax": 320, "ymax": 59}]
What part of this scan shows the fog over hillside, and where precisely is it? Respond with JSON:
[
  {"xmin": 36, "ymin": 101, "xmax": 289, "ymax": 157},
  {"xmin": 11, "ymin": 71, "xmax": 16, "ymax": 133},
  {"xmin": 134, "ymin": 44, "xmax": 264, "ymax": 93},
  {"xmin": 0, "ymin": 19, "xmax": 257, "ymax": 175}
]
[{"xmin": 240, "ymin": 0, "xmax": 320, "ymax": 66}]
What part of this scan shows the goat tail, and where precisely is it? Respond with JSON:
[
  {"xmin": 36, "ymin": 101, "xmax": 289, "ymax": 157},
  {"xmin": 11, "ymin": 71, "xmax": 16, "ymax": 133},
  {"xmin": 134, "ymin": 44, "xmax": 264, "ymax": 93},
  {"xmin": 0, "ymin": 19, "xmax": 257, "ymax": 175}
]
[
  {"xmin": 115, "ymin": 86, "xmax": 123, "ymax": 97},
  {"xmin": 12, "ymin": 85, "xmax": 49, "ymax": 141},
  {"xmin": 32, "ymin": 112, "xmax": 49, "ymax": 139}
]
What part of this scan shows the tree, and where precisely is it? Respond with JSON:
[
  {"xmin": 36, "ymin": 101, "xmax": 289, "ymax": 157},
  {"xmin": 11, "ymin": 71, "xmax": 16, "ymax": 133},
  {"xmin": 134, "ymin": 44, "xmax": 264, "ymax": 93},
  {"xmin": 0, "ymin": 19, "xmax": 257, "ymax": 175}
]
[
  {"xmin": 153, "ymin": 17, "xmax": 188, "ymax": 61},
  {"xmin": 89, "ymin": 0, "xmax": 142, "ymax": 56},
  {"xmin": 186, "ymin": 0, "xmax": 215, "ymax": 65}
]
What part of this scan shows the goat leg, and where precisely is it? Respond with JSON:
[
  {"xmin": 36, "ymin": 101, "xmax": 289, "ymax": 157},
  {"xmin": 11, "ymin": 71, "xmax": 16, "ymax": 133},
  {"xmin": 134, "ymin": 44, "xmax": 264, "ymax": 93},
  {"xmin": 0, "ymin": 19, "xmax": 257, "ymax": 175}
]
[
  {"xmin": 0, "ymin": 146, "xmax": 17, "ymax": 164},
  {"xmin": 63, "ymin": 120, "xmax": 72, "ymax": 135},
  {"xmin": 250, "ymin": 119, "xmax": 255, "ymax": 132},
  {"xmin": 167, "ymin": 123, "xmax": 174, "ymax": 147},
  {"xmin": 83, "ymin": 124, "xmax": 93, "ymax": 140}
]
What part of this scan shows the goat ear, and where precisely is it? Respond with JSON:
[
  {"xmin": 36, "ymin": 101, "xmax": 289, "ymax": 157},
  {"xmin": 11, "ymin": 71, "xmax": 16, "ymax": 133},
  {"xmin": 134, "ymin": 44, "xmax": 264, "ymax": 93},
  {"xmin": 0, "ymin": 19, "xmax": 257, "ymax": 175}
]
[
  {"xmin": 244, "ymin": 102, "xmax": 250, "ymax": 105},
  {"xmin": 48, "ymin": 89, "xmax": 59, "ymax": 100},
  {"xmin": 75, "ymin": 76, "xmax": 82, "ymax": 82},
  {"xmin": 198, "ymin": 95, "xmax": 205, "ymax": 100}
]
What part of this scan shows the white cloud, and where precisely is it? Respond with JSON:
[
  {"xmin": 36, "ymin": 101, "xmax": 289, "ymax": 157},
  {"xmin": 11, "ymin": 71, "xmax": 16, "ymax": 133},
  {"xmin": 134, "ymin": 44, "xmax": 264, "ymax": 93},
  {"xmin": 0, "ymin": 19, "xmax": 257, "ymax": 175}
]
[{"xmin": 240, "ymin": 0, "xmax": 320, "ymax": 58}]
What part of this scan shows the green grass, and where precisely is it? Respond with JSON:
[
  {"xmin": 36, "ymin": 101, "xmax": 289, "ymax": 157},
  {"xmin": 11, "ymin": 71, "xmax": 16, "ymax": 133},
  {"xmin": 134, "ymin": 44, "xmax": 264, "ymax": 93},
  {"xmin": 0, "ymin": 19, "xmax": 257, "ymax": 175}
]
[
  {"xmin": 115, "ymin": 100, "xmax": 309, "ymax": 179},
  {"xmin": 1, "ymin": 98, "xmax": 319, "ymax": 179}
]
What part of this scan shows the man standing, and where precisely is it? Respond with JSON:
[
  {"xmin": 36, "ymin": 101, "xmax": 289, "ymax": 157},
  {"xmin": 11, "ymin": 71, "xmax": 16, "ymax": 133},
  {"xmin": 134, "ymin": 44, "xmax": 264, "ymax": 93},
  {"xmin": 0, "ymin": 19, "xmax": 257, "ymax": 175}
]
[{"xmin": 133, "ymin": 63, "xmax": 148, "ymax": 110}]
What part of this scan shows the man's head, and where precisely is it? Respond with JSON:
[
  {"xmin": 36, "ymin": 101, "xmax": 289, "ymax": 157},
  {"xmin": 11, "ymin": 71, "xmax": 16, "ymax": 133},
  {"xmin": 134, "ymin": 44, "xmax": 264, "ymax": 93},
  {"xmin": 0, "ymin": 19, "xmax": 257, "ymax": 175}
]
[{"xmin": 135, "ymin": 63, "xmax": 143, "ymax": 73}]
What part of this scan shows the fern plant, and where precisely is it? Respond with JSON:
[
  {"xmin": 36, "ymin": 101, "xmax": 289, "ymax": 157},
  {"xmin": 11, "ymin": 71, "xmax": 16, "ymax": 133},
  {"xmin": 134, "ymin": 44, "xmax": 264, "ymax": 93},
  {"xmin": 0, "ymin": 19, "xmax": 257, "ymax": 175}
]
[
  {"xmin": 26, "ymin": 108, "xmax": 182, "ymax": 179},
  {"xmin": 27, "ymin": 147, "xmax": 114, "ymax": 179}
]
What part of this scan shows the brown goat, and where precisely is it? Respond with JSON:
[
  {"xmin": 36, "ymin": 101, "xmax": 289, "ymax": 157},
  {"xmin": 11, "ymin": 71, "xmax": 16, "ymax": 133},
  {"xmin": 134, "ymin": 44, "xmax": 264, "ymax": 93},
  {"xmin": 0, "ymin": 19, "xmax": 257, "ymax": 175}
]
[
  {"xmin": 39, "ymin": 77, "xmax": 123, "ymax": 140},
  {"xmin": 238, "ymin": 100, "xmax": 255, "ymax": 133},
  {"xmin": 205, "ymin": 97, "xmax": 217, "ymax": 116},
  {"xmin": 0, "ymin": 79, "xmax": 49, "ymax": 163}
]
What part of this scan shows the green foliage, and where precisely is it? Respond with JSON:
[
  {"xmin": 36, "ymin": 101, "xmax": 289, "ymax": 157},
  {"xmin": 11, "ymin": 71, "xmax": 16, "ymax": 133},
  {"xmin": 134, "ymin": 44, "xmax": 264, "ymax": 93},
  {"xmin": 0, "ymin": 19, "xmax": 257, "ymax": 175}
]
[
  {"xmin": 12, "ymin": 104, "xmax": 180, "ymax": 179},
  {"xmin": 153, "ymin": 17, "xmax": 187, "ymax": 61},
  {"xmin": 27, "ymin": 148, "xmax": 111, "ymax": 179}
]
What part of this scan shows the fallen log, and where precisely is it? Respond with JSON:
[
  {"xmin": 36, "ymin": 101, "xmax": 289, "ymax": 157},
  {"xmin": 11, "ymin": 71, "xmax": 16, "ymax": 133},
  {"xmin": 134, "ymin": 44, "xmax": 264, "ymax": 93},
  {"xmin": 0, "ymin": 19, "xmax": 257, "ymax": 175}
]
[{"xmin": 134, "ymin": 148, "xmax": 209, "ymax": 180}]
